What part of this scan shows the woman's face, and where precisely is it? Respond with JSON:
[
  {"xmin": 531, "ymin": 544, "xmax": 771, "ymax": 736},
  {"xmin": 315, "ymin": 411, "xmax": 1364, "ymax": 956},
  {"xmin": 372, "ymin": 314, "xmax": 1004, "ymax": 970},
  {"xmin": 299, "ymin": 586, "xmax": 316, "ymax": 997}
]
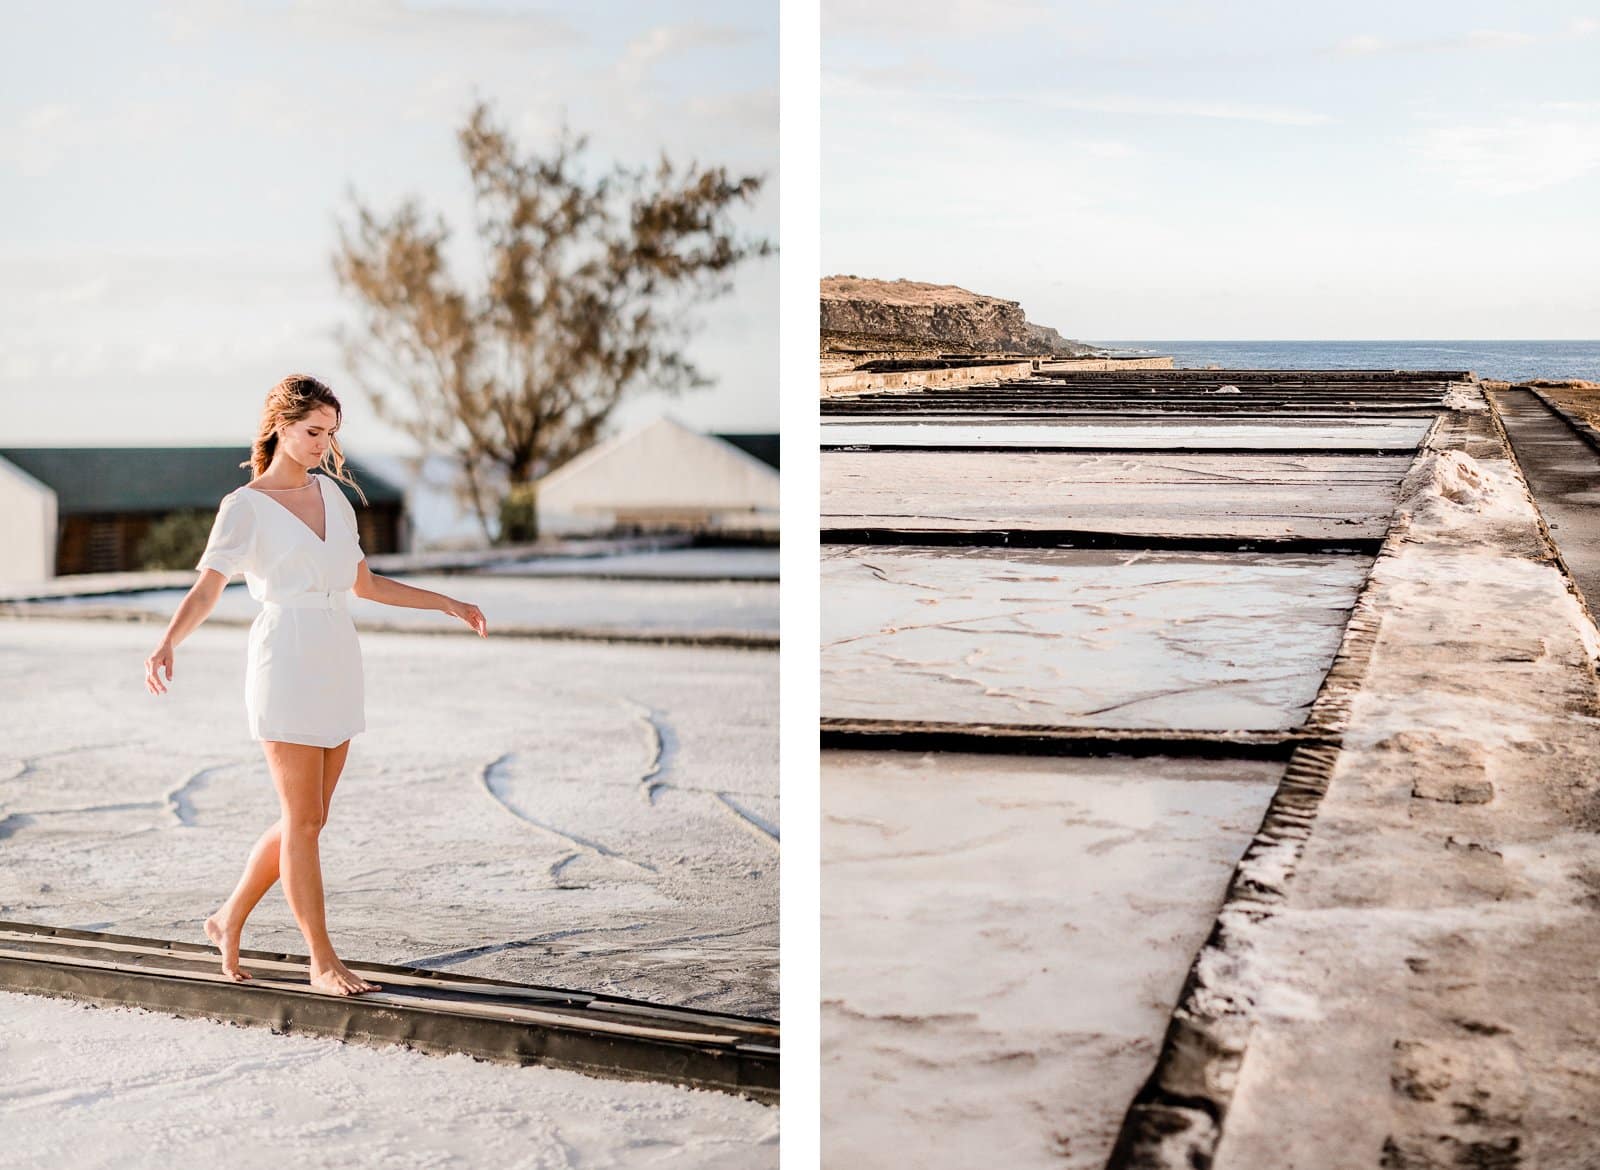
[{"xmin": 279, "ymin": 405, "xmax": 339, "ymax": 467}]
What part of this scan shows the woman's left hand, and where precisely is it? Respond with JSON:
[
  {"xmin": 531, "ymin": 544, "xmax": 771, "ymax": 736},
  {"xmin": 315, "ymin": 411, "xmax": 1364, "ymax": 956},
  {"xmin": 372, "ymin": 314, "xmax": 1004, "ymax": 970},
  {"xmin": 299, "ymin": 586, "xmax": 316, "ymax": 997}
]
[{"xmin": 447, "ymin": 599, "xmax": 487, "ymax": 637}]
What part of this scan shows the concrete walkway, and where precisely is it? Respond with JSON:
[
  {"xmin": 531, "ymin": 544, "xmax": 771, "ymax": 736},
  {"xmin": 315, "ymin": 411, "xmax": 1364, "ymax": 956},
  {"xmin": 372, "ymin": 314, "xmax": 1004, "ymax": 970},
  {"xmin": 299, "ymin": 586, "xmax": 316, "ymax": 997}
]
[
  {"xmin": 1489, "ymin": 385, "xmax": 1600, "ymax": 614},
  {"xmin": 1127, "ymin": 396, "xmax": 1600, "ymax": 1168}
]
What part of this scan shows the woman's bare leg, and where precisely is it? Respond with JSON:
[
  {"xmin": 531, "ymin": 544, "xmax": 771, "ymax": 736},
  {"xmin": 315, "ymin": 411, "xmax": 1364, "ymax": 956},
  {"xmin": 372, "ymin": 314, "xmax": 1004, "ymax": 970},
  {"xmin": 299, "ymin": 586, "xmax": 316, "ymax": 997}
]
[
  {"xmin": 270, "ymin": 739, "xmax": 378, "ymax": 995},
  {"xmin": 206, "ymin": 740, "xmax": 375, "ymax": 994},
  {"xmin": 205, "ymin": 740, "xmax": 353, "ymax": 982}
]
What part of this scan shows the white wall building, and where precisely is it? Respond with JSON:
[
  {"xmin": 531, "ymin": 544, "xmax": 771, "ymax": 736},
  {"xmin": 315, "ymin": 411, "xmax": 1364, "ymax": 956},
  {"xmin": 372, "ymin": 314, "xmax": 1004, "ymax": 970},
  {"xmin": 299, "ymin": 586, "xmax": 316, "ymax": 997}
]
[{"xmin": 0, "ymin": 457, "xmax": 57, "ymax": 584}]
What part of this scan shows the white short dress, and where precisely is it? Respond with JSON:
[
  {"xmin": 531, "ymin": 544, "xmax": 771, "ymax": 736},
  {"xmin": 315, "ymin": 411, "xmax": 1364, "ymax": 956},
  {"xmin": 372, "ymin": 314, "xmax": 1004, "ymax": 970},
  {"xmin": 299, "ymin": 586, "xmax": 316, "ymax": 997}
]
[{"xmin": 195, "ymin": 474, "xmax": 366, "ymax": 749}]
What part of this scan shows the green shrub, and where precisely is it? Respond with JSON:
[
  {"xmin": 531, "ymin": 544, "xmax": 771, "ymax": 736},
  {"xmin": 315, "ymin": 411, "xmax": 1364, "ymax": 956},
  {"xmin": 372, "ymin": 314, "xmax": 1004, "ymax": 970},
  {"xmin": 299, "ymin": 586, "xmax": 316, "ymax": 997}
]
[
  {"xmin": 137, "ymin": 510, "xmax": 215, "ymax": 571},
  {"xmin": 497, "ymin": 482, "xmax": 539, "ymax": 544}
]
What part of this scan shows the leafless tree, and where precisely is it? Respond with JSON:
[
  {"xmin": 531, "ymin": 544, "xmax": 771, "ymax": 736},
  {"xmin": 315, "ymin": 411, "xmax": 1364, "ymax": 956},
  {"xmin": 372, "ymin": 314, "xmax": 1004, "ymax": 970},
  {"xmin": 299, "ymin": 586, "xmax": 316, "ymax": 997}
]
[{"xmin": 331, "ymin": 98, "xmax": 773, "ymax": 541}]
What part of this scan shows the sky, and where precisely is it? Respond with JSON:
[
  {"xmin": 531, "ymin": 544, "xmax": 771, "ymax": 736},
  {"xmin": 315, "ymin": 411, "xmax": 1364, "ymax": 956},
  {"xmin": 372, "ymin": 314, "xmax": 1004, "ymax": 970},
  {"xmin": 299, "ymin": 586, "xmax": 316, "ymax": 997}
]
[
  {"xmin": 0, "ymin": 0, "xmax": 776, "ymax": 452},
  {"xmin": 822, "ymin": 0, "xmax": 1600, "ymax": 342}
]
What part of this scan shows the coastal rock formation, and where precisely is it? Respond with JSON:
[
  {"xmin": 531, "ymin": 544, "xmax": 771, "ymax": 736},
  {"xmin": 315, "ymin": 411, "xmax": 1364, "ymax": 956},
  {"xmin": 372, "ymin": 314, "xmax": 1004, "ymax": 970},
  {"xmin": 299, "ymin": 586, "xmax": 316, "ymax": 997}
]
[{"xmin": 821, "ymin": 275, "xmax": 1099, "ymax": 358}]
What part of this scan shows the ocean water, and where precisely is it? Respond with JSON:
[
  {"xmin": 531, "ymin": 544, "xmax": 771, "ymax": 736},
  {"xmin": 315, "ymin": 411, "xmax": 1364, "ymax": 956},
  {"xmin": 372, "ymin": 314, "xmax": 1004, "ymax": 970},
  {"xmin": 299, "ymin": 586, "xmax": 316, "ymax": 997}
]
[{"xmin": 1096, "ymin": 340, "xmax": 1600, "ymax": 383}]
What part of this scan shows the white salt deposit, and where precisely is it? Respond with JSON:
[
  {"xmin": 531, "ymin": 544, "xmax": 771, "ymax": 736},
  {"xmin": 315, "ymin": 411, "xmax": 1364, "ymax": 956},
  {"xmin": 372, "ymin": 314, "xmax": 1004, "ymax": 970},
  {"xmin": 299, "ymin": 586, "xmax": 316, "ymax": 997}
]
[
  {"xmin": 43, "ymin": 572, "xmax": 777, "ymax": 638},
  {"xmin": 819, "ymin": 418, "xmax": 1432, "ymax": 451},
  {"xmin": 823, "ymin": 750, "xmax": 1280, "ymax": 1170},
  {"xmin": 1441, "ymin": 384, "xmax": 1489, "ymax": 412},
  {"xmin": 822, "ymin": 450, "xmax": 1410, "ymax": 540},
  {"xmin": 0, "ymin": 618, "xmax": 777, "ymax": 1015},
  {"xmin": 477, "ymin": 547, "xmax": 779, "ymax": 580},
  {"xmin": 0, "ymin": 610, "xmax": 778, "ymax": 1164},
  {"xmin": 1396, "ymin": 449, "xmax": 1530, "ymax": 528},
  {"xmin": 821, "ymin": 546, "xmax": 1370, "ymax": 730},
  {"xmin": 0, "ymin": 990, "xmax": 777, "ymax": 1170}
]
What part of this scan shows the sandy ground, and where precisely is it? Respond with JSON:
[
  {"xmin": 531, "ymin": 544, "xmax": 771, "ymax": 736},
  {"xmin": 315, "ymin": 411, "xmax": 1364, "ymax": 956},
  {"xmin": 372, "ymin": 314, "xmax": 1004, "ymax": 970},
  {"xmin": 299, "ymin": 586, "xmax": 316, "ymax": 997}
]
[
  {"xmin": 34, "ymin": 571, "xmax": 777, "ymax": 638},
  {"xmin": 821, "ymin": 546, "xmax": 1369, "ymax": 729},
  {"xmin": 822, "ymin": 750, "xmax": 1279, "ymax": 1170},
  {"xmin": 821, "ymin": 418, "xmax": 1432, "ymax": 451},
  {"xmin": 0, "ymin": 990, "xmax": 777, "ymax": 1170},
  {"xmin": 822, "ymin": 450, "xmax": 1411, "ymax": 540}
]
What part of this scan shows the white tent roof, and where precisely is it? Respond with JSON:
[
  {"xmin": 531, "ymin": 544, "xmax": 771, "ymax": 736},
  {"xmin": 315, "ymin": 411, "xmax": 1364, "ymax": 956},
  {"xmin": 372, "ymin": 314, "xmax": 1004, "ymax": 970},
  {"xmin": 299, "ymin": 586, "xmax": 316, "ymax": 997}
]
[{"xmin": 537, "ymin": 415, "xmax": 778, "ymax": 510}]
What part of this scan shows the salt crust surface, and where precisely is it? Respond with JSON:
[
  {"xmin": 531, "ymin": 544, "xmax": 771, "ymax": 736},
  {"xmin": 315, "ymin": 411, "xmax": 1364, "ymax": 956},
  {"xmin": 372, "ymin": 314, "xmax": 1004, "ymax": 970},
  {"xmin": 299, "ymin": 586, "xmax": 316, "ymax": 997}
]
[
  {"xmin": 822, "ymin": 751, "xmax": 1279, "ymax": 1170},
  {"xmin": 0, "ymin": 609, "xmax": 779, "ymax": 1166},
  {"xmin": 45, "ymin": 572, "xmax": 777, "ymax": 636},
  {"xmin": 821, "ymin": 546, "xmax": 1370, "ymax": 730},
  {"xmin": 0, "ymin": 989, "xmax": 777, "ymax": 1170},
  {"xmin": 0, "ymin": 618, "xmax": 777, "ymax": 1014}
]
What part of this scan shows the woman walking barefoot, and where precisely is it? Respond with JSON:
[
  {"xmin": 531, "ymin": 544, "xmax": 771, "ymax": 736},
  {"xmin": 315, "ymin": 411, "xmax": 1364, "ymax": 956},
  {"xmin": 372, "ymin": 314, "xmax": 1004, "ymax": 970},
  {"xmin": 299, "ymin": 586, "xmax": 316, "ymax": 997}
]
[{"xmin": 143, "ymin": 374, "xmax": 488, "ymax": 997}]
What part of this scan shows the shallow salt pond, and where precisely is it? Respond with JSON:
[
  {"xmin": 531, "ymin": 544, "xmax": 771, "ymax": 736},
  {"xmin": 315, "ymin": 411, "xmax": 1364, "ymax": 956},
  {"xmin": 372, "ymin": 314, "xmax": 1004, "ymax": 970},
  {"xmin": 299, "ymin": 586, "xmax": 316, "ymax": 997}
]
[
  {"xmin": 477, "ymin": 546, "xmax": 778, "ymax": 579},
  {"xmin": 822, "ymin": 545, "xmax": 1371, "ymax": 730},
  {"xmin": 819, "ymin": 401, "xmax": 1421, "ymax": 1164},
  {"xmin": 822, "ymin": 449, "xmax": 1410, "ymax": 540},
  {"xmin": 822, "ymin": 749, "xmax": 1280, "ymax": 1170},
  {"xmin": 36, "ymin": 571, "xmax": 776, "ymax": 635},
  {"xmin": 822, "ymin": 416, "xmax": 1432, "ymax": 451}
]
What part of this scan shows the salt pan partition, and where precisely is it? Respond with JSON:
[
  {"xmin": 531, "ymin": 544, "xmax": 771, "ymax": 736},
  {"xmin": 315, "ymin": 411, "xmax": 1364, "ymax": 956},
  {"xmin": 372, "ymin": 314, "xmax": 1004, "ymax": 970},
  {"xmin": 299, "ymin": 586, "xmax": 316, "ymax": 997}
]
[
  {"xmin": 0, "ymin": 919, "xmax": 778, "ymax": 1100},
  {"xmin": 819, "ymin": 368, "xmax": 1457, "ymax": 1168}
]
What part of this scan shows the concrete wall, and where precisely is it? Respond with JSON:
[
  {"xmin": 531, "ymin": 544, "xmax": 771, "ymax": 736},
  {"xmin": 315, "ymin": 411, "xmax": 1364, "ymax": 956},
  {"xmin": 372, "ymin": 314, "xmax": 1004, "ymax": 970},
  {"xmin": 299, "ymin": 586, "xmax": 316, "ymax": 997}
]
[
  {"xmin": 820, "ymin": 361, "xmax": 1035, "ymax": 398},
  {"xmin": 0, "ymin": 456, "xmax": 58, "ymax": 583},
  {"xmin": 1035, "ymin": 356, "xmax": 1175, "ymax": 373}
]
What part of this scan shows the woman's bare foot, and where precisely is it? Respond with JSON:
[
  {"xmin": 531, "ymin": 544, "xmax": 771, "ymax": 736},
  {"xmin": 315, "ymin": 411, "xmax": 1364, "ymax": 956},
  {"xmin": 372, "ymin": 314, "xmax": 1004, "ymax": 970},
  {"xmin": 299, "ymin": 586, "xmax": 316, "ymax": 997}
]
[
  {"xmin": 203, "ymin": 908, "xmax": 252, "ymax": 982},
  {"xmin": 308, "ymin": 959, "xmax": 381, "ymax": 996}
]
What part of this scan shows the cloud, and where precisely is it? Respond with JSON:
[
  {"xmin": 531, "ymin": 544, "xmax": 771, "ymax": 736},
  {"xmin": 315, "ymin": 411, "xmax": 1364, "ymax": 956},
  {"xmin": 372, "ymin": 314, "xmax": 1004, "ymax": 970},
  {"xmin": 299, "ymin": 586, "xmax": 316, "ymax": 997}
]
[
  {"xmin": 1574, "ymin": 17, "xmax": 1600, "ymax": 36},
  {"xmin": 1462, "ymin": 28, "xmax": 1538, "ymax": 48},
  {"xmin": 1072, "ymin": 139, "xmax": 1138, "ymax": 159},
  {"xmin": 1333, "ymin": 28, "xmax": 1537, "ymax": 55},
  {"xmin": 614, "ymin": 23, "xmax": 753, "ymax": 88},
  {"xmin": 158, "ymin": 0, "xmax": 582, "ymax": 49},
  {"xmin": 0, "ymin": 102, "xmax": 194, "ymax": 178},
  {"xmin": 0, "ymin": 256, "xmax": 345, "ymax": 421},
  {"xmin": 1032, "ymin": 92, "xmax": 1332, "ymax": 127},
  {"xmin": 684, "ymin": 90, "xmax": 779, "ymax": 136},
  {"xmin": 1421, "ymin": 114, "xmax": 1600, "ymax": 195},
  {"xmin": 832, "ymin": 65, "xmax": 1331, "ymax": 128},
  {"xmin": 0, "ymin": 104, "xmax": 78, "ymax": 178},
  {"xmin": 823, "ymin": 0, "xmax": 1057, "ymax": 40},
  {"xmin": 825, "ymin": 72, "xmax": 1333, "ymax": 127},
  {"xmin": 848, "ymin": 56, "xmax": 975, "ymax": 88},
  {"xmin": 1335, "ymin": 34, "xmax": 1389, "ymax": 55}
]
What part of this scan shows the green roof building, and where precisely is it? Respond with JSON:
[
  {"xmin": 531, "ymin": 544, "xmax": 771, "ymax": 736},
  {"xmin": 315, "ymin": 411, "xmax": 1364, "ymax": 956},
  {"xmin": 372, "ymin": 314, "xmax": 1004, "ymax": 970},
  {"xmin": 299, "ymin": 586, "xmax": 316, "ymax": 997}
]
[{"xmin": 0, "ymin": 447, "xmax": 407, "ymax": 579}]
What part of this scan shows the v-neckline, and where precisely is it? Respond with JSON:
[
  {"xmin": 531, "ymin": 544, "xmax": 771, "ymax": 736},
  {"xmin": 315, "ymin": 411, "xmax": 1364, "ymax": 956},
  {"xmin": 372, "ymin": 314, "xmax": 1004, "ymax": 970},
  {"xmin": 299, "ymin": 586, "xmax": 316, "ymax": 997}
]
[{"xmin": 244, "ymin": 476, "xmax": 329, "ymax": 545}]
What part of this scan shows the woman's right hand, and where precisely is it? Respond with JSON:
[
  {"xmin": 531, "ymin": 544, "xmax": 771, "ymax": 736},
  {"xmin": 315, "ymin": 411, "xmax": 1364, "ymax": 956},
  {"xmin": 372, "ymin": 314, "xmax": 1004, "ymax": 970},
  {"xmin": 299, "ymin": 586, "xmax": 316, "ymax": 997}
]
[{"xmin": 145, "ymin": 641, "xmax": 175, "ymax": 695}]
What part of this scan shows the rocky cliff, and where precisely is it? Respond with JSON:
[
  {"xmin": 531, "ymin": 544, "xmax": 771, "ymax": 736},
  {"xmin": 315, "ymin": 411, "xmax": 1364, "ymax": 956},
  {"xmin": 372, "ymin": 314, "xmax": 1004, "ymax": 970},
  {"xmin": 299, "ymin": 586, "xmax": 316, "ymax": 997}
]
[{"xmin": 820, "ymin": 276, "xmax": 1099, "ymax": 358}]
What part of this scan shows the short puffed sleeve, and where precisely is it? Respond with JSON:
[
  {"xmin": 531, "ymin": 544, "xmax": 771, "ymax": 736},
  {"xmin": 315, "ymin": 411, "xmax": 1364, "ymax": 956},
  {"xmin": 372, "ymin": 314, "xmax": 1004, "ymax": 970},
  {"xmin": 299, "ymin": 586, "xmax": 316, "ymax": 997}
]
[
  {"xmin": 195, "ymin": 491, "xmax": 256, "ymax": 579},
  {"xmin": 330, "ymin": 480, "xmax": 363, "ymax": 551}
]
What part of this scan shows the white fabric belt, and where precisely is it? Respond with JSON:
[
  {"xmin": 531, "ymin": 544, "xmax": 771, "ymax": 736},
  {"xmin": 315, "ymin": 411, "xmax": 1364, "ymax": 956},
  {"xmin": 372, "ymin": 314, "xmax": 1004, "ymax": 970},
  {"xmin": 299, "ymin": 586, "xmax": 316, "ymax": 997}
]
[{"xmin": 263, "ymin": 590, "xmax": 350, "ymax": 611}]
